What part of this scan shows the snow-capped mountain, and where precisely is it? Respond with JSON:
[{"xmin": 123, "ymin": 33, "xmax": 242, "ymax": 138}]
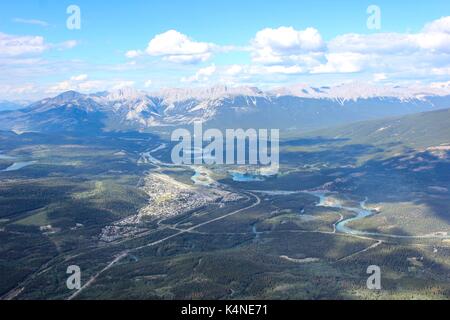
[
  {"xmin": 1, "ymin": 83, "xmax": 450, "ymax": 134},
  {"xmin": 154, "ymin": 85, "xmax": 267, "ymax": 103},
  {"xmin": 270, "ymin": 82, "xmax": 450, "ymax": 103}
]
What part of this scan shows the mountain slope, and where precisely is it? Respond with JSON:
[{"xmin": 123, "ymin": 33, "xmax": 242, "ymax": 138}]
[
  {"xmin": 0, "ymin": 100, "xmax": 30, "ymax": 112},
  {"xmin": 306, "ymin": 107, "xmax": 450, "ymax": 149},
  {"xmin": 0, "ymin": 91, "xmax": 106, "ymax": 133}
]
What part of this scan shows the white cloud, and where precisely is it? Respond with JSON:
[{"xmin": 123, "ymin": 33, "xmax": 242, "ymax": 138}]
[
  {"xmin": 146, "ymin": 30, "xmax": 215, "ymax": 64},
  {"xmin": 0, "ymin": 84, "xmax": 37, "ymax": 97},
  {"xmin": 225, "ymin": 65, "xmax": 244, "ymax": 76},
  {"xmin": 430, "ymin": 67, "xmax": 450, "ymax": 76},
  {"xmin": 415, "ymin": 31, "xmax": 450, "ymax": 52},
  {"xmin": 217, "ymin": 64, "xmax": 308, "ymax": 86},
  {"xmin": 373, "ymin": 73, "xmax": 388, "ymax": 82},
  {"xmin": 328, "ymin": 31, "xmax": 450, "ymax": 55},
  {"xmin": 47, "ymin": 78, "xmax": 136, "ymax": 94},
  {"xmin": 111, "ymin": 81, "xmax": 136, "ymax": 90},
  {"xmin": 430, "ymin": 80, "xmax": 450, "ymax": 89},
  {"xmin": 47, "ymin": 80, "xmax": 73, "ymax": 92},
  {"xmin": 144, "ymin": 80, "xmax": 153, "ymax": 87},
  {"xmin": 70, "ymin": 74, "xmax": 88, "ymax": 81},
  {"xmin": 125, "ymin": 50, "xmax": 143, "ymax": 58},
  {"xmin": 423, "ymin": 16, "xmax": 450, "ymax": 33},
  {"xmin": 328, "ymin": 19, "xmax": 450, "ymax": 55},
  {"xmin": 242, "ymin": 16, "xmax": 450, "ymax": 80},
  {"xmin": 328, "ymin": 33, "xmax": 417, "ymax": 54},
  {"xmin": 258, "ymin": 65, "xmax": 304, "ymax": 75},
  {"xmin": 311, "ymin": 52, "xmax": 368, "ymax": 74},
  {"xmin": 0, "ymin": 32, "xmax": 77, "ymax": 61},
  {"xmin": 47, "ymin": 79, "xmax": 107, "ymax": 93},
  {"xmin": 58, "ymin": 40, "xmax": 78, "ymax": 49},
  {"xmin": 6, "ymin": 16, "xmax": 450, "ymax": 97},
  {"xmin": 0, "ymin": 32, "xmax": 47, "ymax": 57},
  {"xmin": 13, "ymin": 18, "xmax": 49, "ymax": 27},
  {"xmin": 181, "ymin": 64, "xmax": 217, "ymax": 83},
  {"xmin": 252, "ymin": 27, "xmax": 325, "ymax": 65},
  {"xmin": 165, "ymin": 54, "xmax": 211, "ymax": 64},
  {"xmin": 77, "ymin": 80, "xmax": 106, "ymax": 91}
]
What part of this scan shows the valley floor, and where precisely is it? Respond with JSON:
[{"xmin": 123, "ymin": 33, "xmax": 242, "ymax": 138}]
[{"xmin": 1, "ymin": 130, "xmax": 450, "ymax": 300}]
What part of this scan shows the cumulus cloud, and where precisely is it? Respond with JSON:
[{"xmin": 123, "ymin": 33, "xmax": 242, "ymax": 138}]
[
  {"xmin": 243, "ymin": 16, "xmax": 450, "ymax": 79},
  {"xmin": 6, "ymin": 16, "xmax": 450, "ymax": 98},
  {"xmin": 312, "ymin": 52, "xmax": 368, "ymax": 74},
  {"xmin": 181, "ymin": 64, "xmax": 217, "ymax": 83},
  {"xmin": 251, "ymin": 27, "xmax": 325, "ymax": 65},
  {"xmin": 423, "ymin": 16, "xmax": 450, "ymax": 33},
  {"xmin": 415, "ymin": 31, "xmax": 450, "ymax": 52},
  {"xmin": 146, "ymin": 30, "xmax": 215, "ymax": 64},
  {"xmin": 225, "ymin": 65, "xmax": 244, "ymax": 76}
]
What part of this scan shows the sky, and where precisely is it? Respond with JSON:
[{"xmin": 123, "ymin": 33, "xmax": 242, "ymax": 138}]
[{"xmin": 1, "ymin": 0, "xmax": 450, "ymax": 100}]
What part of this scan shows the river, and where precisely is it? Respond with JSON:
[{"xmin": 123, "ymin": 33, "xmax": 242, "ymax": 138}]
[
  {"xmin": 306, "ymin": 191, "xmax": 373, "ymax": 235},
  {"xmin": 306, "ymin": 191, "xmax": 450, "ymax": 239}
]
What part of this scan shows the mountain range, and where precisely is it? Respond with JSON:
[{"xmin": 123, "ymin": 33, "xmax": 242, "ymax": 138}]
[
  {"xmin": 1, "ymin": 82, "xmax": 450, "ymax": 134},
  {"xmin": 0, "ymin": 100, "xmax": 31, "ymax": 112}
]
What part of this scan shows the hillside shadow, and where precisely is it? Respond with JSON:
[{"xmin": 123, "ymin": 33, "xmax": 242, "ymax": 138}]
[{"xmin": 328, "ymin": 148, "xmax": 450, "ymax": 226}]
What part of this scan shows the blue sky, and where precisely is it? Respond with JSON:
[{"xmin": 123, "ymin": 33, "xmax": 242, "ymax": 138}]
[{"xmin": 1, "ymin": 0, "xmax": 450, "ymax": 99}]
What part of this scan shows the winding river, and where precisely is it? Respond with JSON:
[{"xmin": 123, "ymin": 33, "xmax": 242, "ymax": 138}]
[
  {"xmin": 138, "ymin": 146, "xmax": 450, "ymax": 240},
  {"xmin": 306, "ymin": 191, "xmax": 373, "ymax": 235},
  {"xmin": 306, "ymin": 191, "xmax": 450, "ymax": 239}
]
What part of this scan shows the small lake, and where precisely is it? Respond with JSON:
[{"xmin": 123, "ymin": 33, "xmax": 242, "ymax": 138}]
[
  {"xmin": 191, "ymin": 167, "xmax": 215, "ymax": 186},
  {"xmin": 230, "ymin": 172, "xmax": 265, "ymax": 182}
]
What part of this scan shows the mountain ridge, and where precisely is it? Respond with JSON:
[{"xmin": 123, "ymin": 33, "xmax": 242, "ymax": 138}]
[
  {"xmin": 1, "ymin": 82, "xmax": 450, "ymax": 134},
  {"xmin": 305, "ymin": 107, "xmax": 450, "ymax": 150}
]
